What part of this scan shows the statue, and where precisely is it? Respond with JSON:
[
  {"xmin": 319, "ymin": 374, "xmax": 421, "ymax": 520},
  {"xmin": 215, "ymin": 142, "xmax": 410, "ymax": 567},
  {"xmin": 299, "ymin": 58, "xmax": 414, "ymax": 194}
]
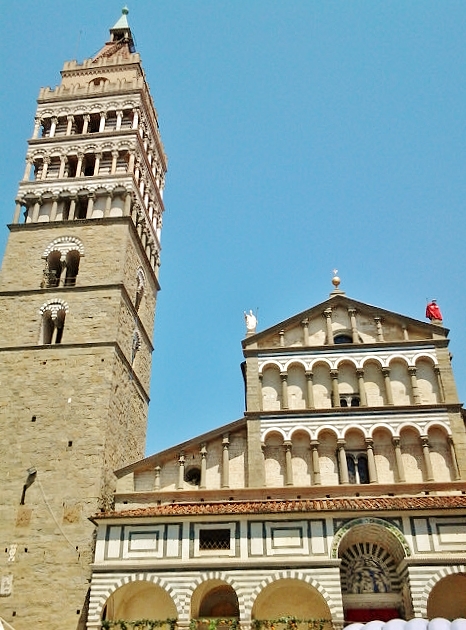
[
  {"xmin": 426, "ymin": 299, "xmax": 443, "ymax": 323},
  {"xmin": 244, "ymin": 310, "xmax": 257, "ymax": 332}
]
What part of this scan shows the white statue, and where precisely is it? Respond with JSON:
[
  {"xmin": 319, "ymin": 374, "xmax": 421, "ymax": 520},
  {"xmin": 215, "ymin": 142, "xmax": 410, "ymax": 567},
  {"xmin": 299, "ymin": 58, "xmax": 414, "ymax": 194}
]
[{"xmin": 244, "ymin": 310, "xmax": 257, "ymax": 332}]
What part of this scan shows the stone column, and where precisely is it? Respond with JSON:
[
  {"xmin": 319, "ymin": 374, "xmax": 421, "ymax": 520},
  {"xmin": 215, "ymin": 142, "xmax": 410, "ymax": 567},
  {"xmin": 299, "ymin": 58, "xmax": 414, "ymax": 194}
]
[
  {"xmin": 58, "ymin": 156, "xmax": 67, "ymax": 179},
  {"xmin": 94, "ymin": 152, "xmax": 102, "ymax": 176},
  {"xmin": 50, "ymin": 196, "xmax": 59, "ymax": 222},
  {"xmin": 279, "ymin": 330, "xmax": 285, "ymax": 347},
  {"xmin": 116, "ymin": 110, "xmax": 123, "ymax": 131},
  {"xmin": 330, "ymin": 370, "xmax": 340, "ymax": 407},
  {"xmin": 365, "ymin": 438, "xmax": 378, "ymax": 483},
  {"xmin": 76, "ymin": 152, "xmax": 84, "ymax": 178},
  {"xmin": 66, "ymin": 115, "xmax": 74, "ymax": 135},
  {"xmin": 32, "ymin": 116, "xmax": 42, "ymax": 139},
  {"xmin": 434, "ymin": 366, "xmax": 445, "ymax": 403},
  {"xmin": 337, "ymin": 439, "xmax": 349, "ymax": 484},
  {"xmin": 448, "ymin": 436, "xmax": 461, "ymax": 481},
  {"xmin": 23, "ymin": 158, "xmax": 33, "ymax": 181},
  {"xmin": 132, "ymin": 108, "xmax": 139, "ymax": 129},
  {"xmin": 356, "ymin": 369, "xmax": 367, "ymax": 406},
  {"xmin": 200, "ymin": 444, "xmax": 207, "ymax": 489},
  {"xmin": 41, "ymin": 156, "xmax": 50, "ymax": 180},
  {"xmin": 32, "ymin": 200, "xmax": 41, "ymax": 222},
  {"xmin": 305, "ymin": 371, "xmax": 315, "ymax": 409},
  {"xmin": 221, "ymin": 434, "xmax": 230, "ymax": 488},
  {"xmin": 82, "ymin": 114, "xmax": 90, "ymax": 134},
  {"xmin": 104, "ymin": 194, "xmax": 112, "ymax": 218},
  {"xmin": 382, "ymin": 368, "xmax": 394, "ymax": 405},
  {"xmin": 284, "ymin": 441, "xmax": 293, "ymax": 486},
  {"xmin": 177, "ymin": 454, "xmax": 185, "ymax": 489},
  {"xmin": 374, "ymin": 317, "xmax": 384, "ymax": 341},
  {"xmin": 86, "ymin": 193, "xmax": 95, "ymax": 219},
  {"xmin": 392, "ymin": 437, "xmax": 406, "ymax": 482},
  {"xmin": 13, "ymin": 200, "xmax": 23, "ymax": 224},
  {"xmin": 310, "ymin": 440, "xmax": 321, "ymax": 485},
  {"xmin": 324, "ymin": 308, "xmax": 334, "ymax": 345},
  {"xmin": 348, "ymin": 308, "xmax": 359, "ymax": 343},
  {"xmin": 258, "ymin": 374, "xmax": 263, "ymax": 411},
  {"xmin": 402, "ymin": 325, "xmax": 409, "ymax": 341},
  {"xmin": 124, "ymin": 191, "xmax": 132, "ymax": 216},
  {"xmin": 154, "ymin": 466, "xmax": 161, "ymax": 490},
  {"xmin": 301, "ymin": 318, "xmax": 309, "ymax": 345},
  {"xmin": 127, "ymin": 152, "xmax": 136, "ymax": 173},
  {"xmin": 111, "ymin": 150, "xmax": 119, "ymax": 175},
  {"xmin": 280, "ymin": 372, "xmax": 289, "ymax": 409},
  {"xmin": 99, "ymin": 111, "xmax": 106, "ymax": 132},
  {"xmin": 49, "ymin": 116, "xmax": 58, "ymax": 138},
  {"xmin": 420, "ymin": 436, "xmax": 434, "ymax": 481},
  {"xmin": 409, "ymin": 367, "xmax": 422, "ymax": 404},
  {"xmin": 68, "ymin": 197, "xmax": 77, "ymax": 221}
]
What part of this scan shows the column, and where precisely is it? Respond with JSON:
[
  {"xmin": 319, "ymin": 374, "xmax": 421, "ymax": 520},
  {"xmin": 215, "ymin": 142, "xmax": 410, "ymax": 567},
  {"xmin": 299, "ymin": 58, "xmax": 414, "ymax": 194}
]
[
  {"xmin": 279, "ymin": 330, "xmax": 285, "ymax": 347},
  {"xmin": 324, "ymin": 308, "xmax": 334, "ymax": 344},
  {"xmin": 348, "ymin": 308, "xmax": 359, "ymax": 343},
  {"xmin": 86, "ymin": 193, "xmax": 95, "ymax": 219},
  {"xmin": 284, "ymin": 441, "xmax": 293, "ymax": 486},
  {"xmin": 337, "ymin": 439, "xmax": 349, "ymax": 484},
  {"xmin": 310, "ymin": 440, "xmax": 321, "ymax": 485},
  {"xmin": 104, "ymin": 193, "xmax": 112, "ymax": 218},
  {"xmin": 32, "ymin": 116, "xmax": 42, "ymax": 139},
  {"xmin": 221, "ymin": 434, "xmax": 230, "ymax": 488},
  {"xmin": 374, "ymin": 316, "xmax": 384, "ymax": 341},
  {"xmin": 127, "ymin": 151, "xmax": 136, "ymax": 173},
  {"xmin": 280, "ymin": 372, "xmax": 288, "ymax": 409},
  {"xmin": 301, "ymin": 318, "xmax": 309, "ymax": 345},
  {"xmin": 13, "ymin": 200, "xmax": 22, "ymax": 224},
  {"xmin": 124, "ymin": 192, "xmax": 132, "ymax": 216},
  {"xmin": 420, "ymin": 436, "xmax": 434, "ymax": 481},
  {"xmin": 41, "ymin": 156, "xmax": 50, "ymax": 180},
  {"xmin": 50, "ymin": 196, "xmax": 59, "ymax": 222},
  {"xmin": 382, "ymin": 368, "xmax": 394, "ymax": 405},
  {"xmin": 154, "ymin": 466, "xmax": 161, "ymax": 490},
  {"xmin": 392, "ymin": 437, "xmax": 406, "ymax": 482},
  {"xmin": 305, "ymin": 371, "xmax": 315, "ymax": 409},
  {"xmin": 76, "ymin": 152, "xmax": 84, "ymax": 178},
  {"xmin": 200, "ymin": 444, "xmax": 207, "ymax": 489},
  {"xmin": 258, "ymin": 374, "xmax": 263, "ymax": 411},
  {"xmin": 58, "ymin": 156, "xmax": 67, "ymax": 179},
  {"xmin": 434, "ymin": 366, "xmax": 445, "ymax": 403},
  {"xmin": 111, "ymin": 150, "xmax": 119, "ymax": 175},
  {"xmin": 402, "ymin": 325, "xmax": 409, "ymax": 341},
  {"xmin": 330, "ymin": 370, "xmax": 340, "ymax": 407},
  {"xmin": 68, "ymin": 197, "xmax": 77, "ymax": 221},
  {"xmin": 82, "ymin": 114, "xmax": 90, "ymax": 134},
  {"xmin": 448, "ymin": 436, "xmax": 461, "ymax": 481},
  {"xmin": 93, "ymin": 152, "xmax": 102, "ymax": 176},
  {"xmin": 408, "ymin": 367, "xmax": 422, "ymax": 404},
  {"xmin": 356, "ymin": 369, "xmax": 367, "ymax": 406},
  {"xmin": 365, "ymin": 438, "xmax": 378, "ymax": 483},
  {"xmin": 66, "ymin": 115, "xmax": 74, "ymax": 135},
  {"xmin": 132, "ymin": 108, "xmax": 140, "ymax": 129},
  {"xmin": 49, "ymin": 116, "xmax": 58, "ymax": 138},
  {"xmin": 23, "ymin": 158, "xmax": 33, "ymax": 181},
  {"xmin": 116, "ymin": 110, "xmax": 123, "ymax": 131},
  {"xmin": 99, "ymin": 111, "xmax": 106, "ymax": 132},
  {"xmin": 32, "ymin": 200, "xmax": 41, "ymax": 222},
  {"xmin": 177, "ymin": 454, "xmax": 185, "ymax": 489}
]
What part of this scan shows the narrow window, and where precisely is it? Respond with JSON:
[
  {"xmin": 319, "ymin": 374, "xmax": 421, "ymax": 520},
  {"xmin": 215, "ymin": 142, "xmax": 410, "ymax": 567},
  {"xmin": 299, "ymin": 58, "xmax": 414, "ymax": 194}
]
[
  {"xmin": 44, "ymin": 251, "xmax": 62, "ymax": 287},
  {"xmin": 75, "ymin": 198, "xmax": 87, "ymax": 219},
  {"xmin": 83, "ymin": 155, "xmax": 95, "ymax": 176},
  {"xmin": 64, "ymin": 251, "xmax": 80, "ymax": 286},
  {"xmin": 199, "ymin": 529, "xmax": 230, "ymax": 551}
]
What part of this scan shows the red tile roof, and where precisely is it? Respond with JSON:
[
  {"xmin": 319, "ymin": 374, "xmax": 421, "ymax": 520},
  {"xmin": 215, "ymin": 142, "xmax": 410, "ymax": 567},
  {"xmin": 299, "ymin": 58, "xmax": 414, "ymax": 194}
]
[{"xmin": 97, "ymin": 495, "xmax": 466, "ymax": 519}]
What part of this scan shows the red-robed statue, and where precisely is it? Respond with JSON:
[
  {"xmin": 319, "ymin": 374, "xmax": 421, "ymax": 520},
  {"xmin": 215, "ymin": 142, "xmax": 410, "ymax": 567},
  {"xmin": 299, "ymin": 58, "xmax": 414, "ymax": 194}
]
[{"xmin": 426, "ymin": 299, "xmax": 443, "ymax": 322}]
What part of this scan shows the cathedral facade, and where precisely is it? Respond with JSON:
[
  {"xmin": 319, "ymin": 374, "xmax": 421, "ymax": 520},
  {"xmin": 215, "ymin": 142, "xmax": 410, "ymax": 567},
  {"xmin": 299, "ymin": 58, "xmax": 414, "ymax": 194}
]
[{"xmin": 0, "ymin": 11, "xmax": 465, "ymax": 630}]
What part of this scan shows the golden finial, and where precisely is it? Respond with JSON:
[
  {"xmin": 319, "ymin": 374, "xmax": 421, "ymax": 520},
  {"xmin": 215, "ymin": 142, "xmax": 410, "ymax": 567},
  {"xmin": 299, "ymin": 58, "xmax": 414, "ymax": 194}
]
[{"xmin": 332, "ymin": 269, "xmax": 341, "ymax": 289}]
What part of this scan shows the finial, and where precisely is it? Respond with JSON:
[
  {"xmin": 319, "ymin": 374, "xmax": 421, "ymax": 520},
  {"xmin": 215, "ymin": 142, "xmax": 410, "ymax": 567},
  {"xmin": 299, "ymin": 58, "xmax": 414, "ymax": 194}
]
[
  {"xmin": 332, "ymin": 269, "xmax": 341, "ymax": 290},
  {"xmin": 122, "ymin": 6, "xmax": 129, "ymax": 15}
]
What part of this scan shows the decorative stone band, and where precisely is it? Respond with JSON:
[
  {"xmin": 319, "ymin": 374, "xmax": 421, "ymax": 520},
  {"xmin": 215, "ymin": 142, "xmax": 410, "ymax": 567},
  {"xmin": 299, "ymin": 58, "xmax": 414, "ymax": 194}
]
[
  {"xmin": 39, "ymin": 299, "xmax": 69, "ymax": 320},
  {"xmin": 42, "ymin": 236, "xmax": 85, "ymax": 259}
]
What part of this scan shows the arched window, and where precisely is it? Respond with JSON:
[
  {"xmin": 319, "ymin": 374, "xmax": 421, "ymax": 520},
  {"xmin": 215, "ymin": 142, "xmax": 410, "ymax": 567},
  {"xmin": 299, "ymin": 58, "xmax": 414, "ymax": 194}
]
[
  {"xmin": 40, "ymin": 301, "xmax": 69, "ymax": 344},
  {"xmin": 42, "ymin": 237, "xmax": 84, "ymax": 287},
  {"xmin": 346, "ymin": 454, "xmax": 369, "ymax": 484}
]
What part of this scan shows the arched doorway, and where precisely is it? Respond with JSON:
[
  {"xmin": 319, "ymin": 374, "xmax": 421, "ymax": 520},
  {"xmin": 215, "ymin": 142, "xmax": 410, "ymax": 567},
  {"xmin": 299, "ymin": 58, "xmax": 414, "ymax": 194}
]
[
  {"xmin": 337, "ymin": 521, "xmax": 411, "ymax": 622},
  {"xmin": 427, "ymin": 573, "xmax": 466, "ymax": 619},
  {"xmin": 102, "ymin": 580, "xmax": 177, "ymax": 621},
  {"xmin": 191, "ymin": 579, "xmax": 240, "ymax": 620},
  {"xmin": 252, "ymin": 578, "xmax": 331, "ymax": 623}
]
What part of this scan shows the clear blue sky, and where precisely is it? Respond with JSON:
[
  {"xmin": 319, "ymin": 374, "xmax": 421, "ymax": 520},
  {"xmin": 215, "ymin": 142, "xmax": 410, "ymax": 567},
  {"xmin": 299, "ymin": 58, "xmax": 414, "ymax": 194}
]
[{"xmin": 1, "ymin": 2, "xmax": 465, "ymax": 455}]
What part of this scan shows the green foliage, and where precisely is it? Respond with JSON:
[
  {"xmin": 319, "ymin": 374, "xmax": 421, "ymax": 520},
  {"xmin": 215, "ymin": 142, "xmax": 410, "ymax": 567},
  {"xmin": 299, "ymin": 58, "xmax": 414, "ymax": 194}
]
[
  {"xmin": 251, "ymin": 617, "xmax": 331, "ymax": 630},
  {"xmin": 101, "ymin": 619, "xmax": 177, "ymax": 630}
]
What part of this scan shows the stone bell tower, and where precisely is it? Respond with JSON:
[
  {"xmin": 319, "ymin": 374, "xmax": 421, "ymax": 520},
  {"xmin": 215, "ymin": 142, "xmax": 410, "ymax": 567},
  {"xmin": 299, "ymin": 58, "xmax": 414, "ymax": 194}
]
[{"xmin": 0, "ymin": 9, "xmax": 167, "ymax": 629}]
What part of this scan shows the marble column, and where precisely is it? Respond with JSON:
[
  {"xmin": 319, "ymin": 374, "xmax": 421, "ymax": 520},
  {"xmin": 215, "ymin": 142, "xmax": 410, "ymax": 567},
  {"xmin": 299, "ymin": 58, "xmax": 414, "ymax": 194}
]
[
  {"xmin": 13, "ymin": 200, "xmax": 23, "ymax": 224},
  {"xmin": 382, "ymin": 368, "xmax": 394, "ymax": 405},
  {"xmin": 305, "ymin": 371, "xmax": 315, "ymax": 409},
  {"xmin": 434, "ymin": 366, "xmax": 445, "ymax": 403},
  {"xmin": 348, "ymin": 308, "xmax": 359, "ymax": 343},
  {"xmin": 301, "ymin": 318, "xmax": 309, "ymax": 345},
  {"xmin": 284, "ymin": 441, "xmax": 293, "ymax": 486},
  {"xmin": 177, "ymin": 454, "xmax": 185, "ymax": 489},
  {"xmin": 280, "ymin": 372, "xmax": 289, "ymax": 409},
  {"xmin": 337, "ymin": 439, "xmax": 349, "ymax": 484},
  {"xmin": 154, "ymin": 466, "xmax": 161, "ymax": 490},
  {"xmin": 330, "ymin": 370, "xmax": 340, "ymax": 407},
  {"xmin": 200, "ymin": 444, "xmax": 207, "ymax": 489},
  {"xmin": 324, "ymin": 308, "xmax": 334, "ymax": 345},
  {"xmin": 448, "ymin": 436, "xmax": 461, "ymax": 481},
  {"xmin": 374, "ymin": 316, "xmax": 384, "ymax": 341},
  {"xmin": 409, "ymin": 367, "xmax": 422, "ymax": 405},
  {"xmin": 392, "ymin": 436, "xmax": 406, "ymax": 482},
  {"xmin": 66, "ymin": 115, "xmax": 74, "ymax": 136},
  {"xmin": 420, "ymin": 435, "xmax": 434, "ymax": 481},
  {"xmin": 365, "ymin": 438, "xmax": 378, "ymax": 483},
  {"xmin": 310, "ymin": 440, "xmax": 321, "ymax": 485},
  {"xmin": 356, "ymin": 369, "xmax": 367, "ymax": 406},
  {"xmin": 221, "ymin": 434, "xmax": 230, "ymax": 488}
]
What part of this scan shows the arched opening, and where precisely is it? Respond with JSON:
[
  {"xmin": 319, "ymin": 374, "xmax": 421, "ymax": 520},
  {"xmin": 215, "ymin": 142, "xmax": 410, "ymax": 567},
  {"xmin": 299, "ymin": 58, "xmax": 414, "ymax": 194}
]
[
  {"xmin": 337, "ymin": 521, "xmax": 411, "ymax": 622},
  {"xmin": 45, "ymin": 250, "xmax": 62, "ymax": 287},
  {"xmin": 102, "ymin": 580, "xmax": 177, "ymax": 622},
  {"xmin": 64, "ymin": 250, "xmax": 80, "ymax": 286},
  {"xmin": 191, "ymin": 580, "xmax": 239, "ymax": 621},
  {"xmin": 426, "ymin": 573, "xmax": 466, "ymax": 619},
  {"xmin": 251, "ymin": 578, "xmax": 331, "ymax": 623}
]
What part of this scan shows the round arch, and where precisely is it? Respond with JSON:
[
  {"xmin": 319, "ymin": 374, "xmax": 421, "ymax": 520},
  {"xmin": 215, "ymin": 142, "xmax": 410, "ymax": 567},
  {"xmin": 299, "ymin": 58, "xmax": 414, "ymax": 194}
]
[
  {"xmin": 191, "ymin": 578, "xmax": 240, "ymax": 619},
  {"xmin": 101, "ymin": 577, "xmax": 178, "ymax": 622},
  {"xmin": 419, "ymin": 566, "xmax": 466, "ymax": 618}
]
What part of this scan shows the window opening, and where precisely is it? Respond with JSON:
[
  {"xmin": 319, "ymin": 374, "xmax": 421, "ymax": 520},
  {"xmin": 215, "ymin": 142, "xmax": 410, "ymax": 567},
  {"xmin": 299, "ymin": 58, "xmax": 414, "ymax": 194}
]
[
  {"xmin": 75, "ymin": 198, "xmax": 87, "ymax": 219},
  {"xmin": 346, "ymin": 453, "xmax": 370, "ymax": 484},
  {"xmin": 185, "ymin": 467, "xmax": 201, "ymax": 486},
  {"xmin": 83, "ymin": 155, "xmax": 95, "ymax": 176},
  {"xmin": 44, "ymin": 251, "xmax": 62, "ymax": 287},
  {"xmin": 334, "ymin": 333, "xmax": 353, "ymax": 344},
  {"xmin": 67, "ymin": 156, "xmax": 78, "ymax": 177},
  {"xmin": 199, "ymin": 529, "xmax": 230, "ymax": 550},
  {"xmin": 89, "ymin": 114, "xmax": 100, "ymax": 133},
  {"xmin": 64, "ymin": 251, "xmax": 80, "ymax": 286}
]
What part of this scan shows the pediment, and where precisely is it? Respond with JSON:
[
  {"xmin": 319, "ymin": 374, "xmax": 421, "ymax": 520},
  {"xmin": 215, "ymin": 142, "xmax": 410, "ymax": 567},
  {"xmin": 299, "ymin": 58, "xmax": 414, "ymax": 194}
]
[{"xmin": 243, "ymin": 294, "xmax": 447, "ymax": 351}]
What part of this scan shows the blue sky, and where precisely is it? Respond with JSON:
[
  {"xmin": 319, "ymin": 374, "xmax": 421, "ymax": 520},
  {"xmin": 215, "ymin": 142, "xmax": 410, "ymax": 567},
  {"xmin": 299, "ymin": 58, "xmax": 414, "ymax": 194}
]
[{"xmin": 1, "ymin": 2, "xmax": 465, "ymax": 454}]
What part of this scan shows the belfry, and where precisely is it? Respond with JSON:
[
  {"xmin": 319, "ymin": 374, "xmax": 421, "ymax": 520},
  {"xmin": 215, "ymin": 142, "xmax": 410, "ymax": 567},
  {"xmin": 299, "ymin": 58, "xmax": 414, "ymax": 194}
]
[{"xmin": 0, "ymin": 9, "xmax": 166, "ymax": 628}]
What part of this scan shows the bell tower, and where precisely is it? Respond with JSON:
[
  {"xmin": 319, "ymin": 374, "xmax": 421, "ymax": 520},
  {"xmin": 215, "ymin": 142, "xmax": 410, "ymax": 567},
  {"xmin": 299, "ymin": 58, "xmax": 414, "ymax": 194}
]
[{"xmin": 0, "ymin": 9, "xmax": 166, "ymax": 628}]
